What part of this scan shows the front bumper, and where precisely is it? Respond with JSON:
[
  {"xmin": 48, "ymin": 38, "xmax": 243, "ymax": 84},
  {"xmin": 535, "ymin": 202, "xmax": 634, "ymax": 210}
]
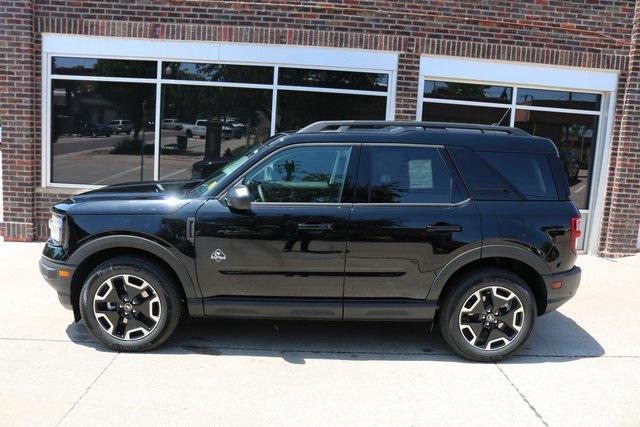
[
  {"xmin": 39, "ymin": 256, "xmax": 76, "ymax": 311},
  {"xmin": 542, "ymin": 265, "xmax": 581, "ymax": 314}
]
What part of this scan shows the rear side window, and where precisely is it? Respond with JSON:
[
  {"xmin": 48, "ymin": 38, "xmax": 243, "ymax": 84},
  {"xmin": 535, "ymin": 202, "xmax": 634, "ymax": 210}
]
[
  {"xmin": 360, "ymin": 146, "xmax": 458, "ymax": 203},
  {"xmin": 447, "ymin": 146, "xmax": 558, "ymax": 201},
  {"xmin": 478, "ymin": 151, "xmax": 558, "ymax": 200}
]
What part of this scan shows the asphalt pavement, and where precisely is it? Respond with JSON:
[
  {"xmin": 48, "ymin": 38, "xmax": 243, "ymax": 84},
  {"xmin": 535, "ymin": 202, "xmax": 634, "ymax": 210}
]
[{"xmin": 1, "ymin": 242, "xmax": 639, "ymax": 426}]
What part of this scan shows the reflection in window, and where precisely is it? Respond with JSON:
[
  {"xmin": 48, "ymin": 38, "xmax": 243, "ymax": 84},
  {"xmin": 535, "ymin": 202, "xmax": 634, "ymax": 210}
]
[
  {"xmin": 424, "ymin": 81, "xmax": 512, "ymax": 104},
  {"xmin": 517, "ymin": 88, "xmax": 601, "ymax": 111},
  {"xmin": 160, "ymin": 85, "xmax": 272, "ymax": 180},
  {"xmin": 162, "ymin": 62, "xmax": 273, "ymax": 84},
  {"xmin": 279, "ymin": 68, "xmax": 388, "ymax": 92},
  {"xmin": 50, "ymin": 80, "xmax": 156, "ymax": 185},
  {"xmin": 276, "ymin": 90, "xmax": 386, "ymax": 132},
  {"xmin": 364, "ymin": 146, "xmax": 454, "ymax": 203},
  {"xmin": 244, "ymin": 146, "xmax": 352, "ymax": 203},
  {"xmin": 479, "ymin": 152, "xmax": 558, "ymax": 200},
  {"xmin": 515, "ymin": 110, "xmax": 598, "ymax": 209},
  {"xmin": 422, "ymin": 102, "xmax": 511, "ymax": 126},
  {"xmin": 52, "ymin": 57, "xmax": 157, "ymax": 78}
]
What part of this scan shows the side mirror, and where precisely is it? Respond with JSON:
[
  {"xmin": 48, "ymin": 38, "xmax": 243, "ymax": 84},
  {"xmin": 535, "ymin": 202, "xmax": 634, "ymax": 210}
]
[{"xmin": 226, "ymin": 185, "xmax": 251, "ymax": 211}]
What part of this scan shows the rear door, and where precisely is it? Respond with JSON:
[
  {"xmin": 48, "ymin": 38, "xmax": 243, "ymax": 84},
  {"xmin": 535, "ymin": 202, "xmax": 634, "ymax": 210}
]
[{"xmin": 344, "ymin": 143, "xmax": 482, "ymax": 314}]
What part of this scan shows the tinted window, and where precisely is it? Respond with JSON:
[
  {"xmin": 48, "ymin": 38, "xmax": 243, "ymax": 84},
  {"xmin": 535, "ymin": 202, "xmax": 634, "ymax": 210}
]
[
  {"xmin": 279, "ymin": 68, "xmax": 388, "ymax": 92},
  {"xmin": 479, "ymin": 152, "xmax": 558, "ymax": 200},
  {"xmin": 277, "ymin": 90, "xmax": 386, "ymax": 132},
  {"xmin": 446, "ymin": 146, "xmax": 519, "ymax": 201},
  {"xmin": 362, "ymin": 146, "xmax": 454, "ymax": 204},
  {"xmin": 243, "ymin": 146, "xmax": 352, "ymax": 203},
  {"xmin": 52, "ymin": 57, "xmax": 157, "ymax": 78},
  {"xmin": 517, "ymin": 88, "xmax": 601, "ymax": 111},
  {"xmin": 424, "ymin": 81, "xmax": 512, "ymax": 104},
  {"xmin": 162, "ymin": 62, "xmax": 273, "ymax": 84}
]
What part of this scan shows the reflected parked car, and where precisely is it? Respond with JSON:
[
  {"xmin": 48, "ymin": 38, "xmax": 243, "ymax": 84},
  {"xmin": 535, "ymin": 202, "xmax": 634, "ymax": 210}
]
[
  {"xmin": 107, "ymin": 119, "xmax": 133, "ymax": 135},
  {"xmin": 78, "ymin": 123, "xmax": 113, "ymax": 138},
  {"xmin": 161, "ymin": 119, "xmax": 183, "ymax": 130}
]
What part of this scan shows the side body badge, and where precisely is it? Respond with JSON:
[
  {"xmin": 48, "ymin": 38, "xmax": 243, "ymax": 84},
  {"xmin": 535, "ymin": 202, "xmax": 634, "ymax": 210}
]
[{"xmin": 211, "ymin": 249, "xmax": 227, "ymax": 262}]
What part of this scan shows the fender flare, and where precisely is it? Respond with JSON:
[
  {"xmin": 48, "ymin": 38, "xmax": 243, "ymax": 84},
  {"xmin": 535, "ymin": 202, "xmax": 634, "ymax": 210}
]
[
  {"xmin": 427, "ymin": 245, "xmax": 552, "ymax": 301},
  {"xmin": 68, "ymin": 235, "xmax": 201, "ymax": 303}
]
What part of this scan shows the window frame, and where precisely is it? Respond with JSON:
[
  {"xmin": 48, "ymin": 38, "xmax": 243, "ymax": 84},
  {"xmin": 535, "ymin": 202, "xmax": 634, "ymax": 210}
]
[
  {"xmin": 354, "ymin": 143, "xmax": 469, "ymax": 207},
  {"xmin": 42, "ymin": 35, "xmax": 398, "ymax": 189}
]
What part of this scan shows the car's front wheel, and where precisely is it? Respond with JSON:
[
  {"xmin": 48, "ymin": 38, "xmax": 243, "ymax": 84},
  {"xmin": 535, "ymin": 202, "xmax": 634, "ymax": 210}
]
[
  {"xmin": 438, "ymin": 267, "xmax": 535, "ymax": 362},
  {"xmin": 79, "ymin": 256, "xmax": 182, "ymax": 352}
]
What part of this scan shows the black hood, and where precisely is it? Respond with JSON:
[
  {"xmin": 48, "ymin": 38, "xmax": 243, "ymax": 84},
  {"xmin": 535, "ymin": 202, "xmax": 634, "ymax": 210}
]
[{"xmin": 52, "ymin": 179, "xmax": 203, "ymax": 216}]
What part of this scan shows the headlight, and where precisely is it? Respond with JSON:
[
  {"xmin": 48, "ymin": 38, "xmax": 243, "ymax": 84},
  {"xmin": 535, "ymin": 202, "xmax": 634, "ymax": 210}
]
[{"xmin": 48, "ymin": 213, "xmax": 64, "ymax": 246}]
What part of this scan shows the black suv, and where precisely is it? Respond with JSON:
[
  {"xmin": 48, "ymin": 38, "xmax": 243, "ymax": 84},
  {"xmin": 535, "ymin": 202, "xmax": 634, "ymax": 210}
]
[{"xmin": 39, "ymin": 121, "xmax": 581, "ymax": 362}]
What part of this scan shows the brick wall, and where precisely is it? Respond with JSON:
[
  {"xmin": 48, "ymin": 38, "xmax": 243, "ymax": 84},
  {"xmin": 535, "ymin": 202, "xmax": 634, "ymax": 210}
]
[
  {"xmin": 1, "ymin": 0, "xmax": 639, "ymax": 254},
  {"xmin": 0, "ymin": 0, "xmax": 36, "ymax": 241}
]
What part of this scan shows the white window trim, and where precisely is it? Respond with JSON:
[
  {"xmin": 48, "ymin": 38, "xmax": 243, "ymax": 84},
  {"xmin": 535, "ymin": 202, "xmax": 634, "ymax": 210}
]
[
  {"xmin": 41, "ymin": 34, "xmax": 398, "ymax": 190},
  {"xmin": 417, "ymin": 55, "xmax": 619, "ymax": 255}
]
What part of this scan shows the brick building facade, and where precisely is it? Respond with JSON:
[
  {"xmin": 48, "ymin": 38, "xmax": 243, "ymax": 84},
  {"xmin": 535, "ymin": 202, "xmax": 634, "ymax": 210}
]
[{"xmin": 0, "ymin": 0, "xmax": 639, "ymax": 256}]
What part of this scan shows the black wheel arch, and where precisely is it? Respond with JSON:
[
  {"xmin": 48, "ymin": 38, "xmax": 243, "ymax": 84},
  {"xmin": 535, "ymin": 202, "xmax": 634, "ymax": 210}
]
[
  {"xmin": 429, "ymin": 245, "xmax": 551, "ymax": 316},
  {"xmin": 67, "ymin": 235, "xmax": 203, "ymax": 321}
]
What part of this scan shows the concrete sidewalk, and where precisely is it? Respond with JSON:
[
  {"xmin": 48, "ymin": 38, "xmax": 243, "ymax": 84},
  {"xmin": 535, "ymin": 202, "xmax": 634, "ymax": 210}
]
[{"xmin": 0, "ymin": 242, "xmax": 639, "ymax": 426}]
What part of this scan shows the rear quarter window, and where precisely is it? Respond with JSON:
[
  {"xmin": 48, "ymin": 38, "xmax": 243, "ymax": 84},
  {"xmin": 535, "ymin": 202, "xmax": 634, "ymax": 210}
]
[
  {"xmin": 447, "ymin": 146, "xmax": 558, "ymax": 201},
  {"xmin": 478, "ymin": 151, "xmax": 558, "ymax": 200}
]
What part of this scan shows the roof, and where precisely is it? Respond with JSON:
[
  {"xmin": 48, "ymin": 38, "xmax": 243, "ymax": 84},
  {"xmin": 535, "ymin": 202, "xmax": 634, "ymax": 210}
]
[{"xmin": 277, "ymin": 120, "xmax": 559, "ymax": 154}]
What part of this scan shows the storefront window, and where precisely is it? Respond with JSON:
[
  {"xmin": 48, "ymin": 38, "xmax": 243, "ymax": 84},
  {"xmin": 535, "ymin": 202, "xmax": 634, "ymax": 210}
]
[
  {"xmin": 516, "ymin": 88, "xmax": 601, "ymax": 111},
  {"xmin": 421, "ymin": 102, "xmax": 511, "ymax": 126},
  {"xmin": 424, "ymin": 81, "xmax": 512, "ymax": 104},
  {"xmin": 50, "ymin": 80, "xmax": 156, "ymax": 185},
  {"xmin": 52, "ymin": 57, "xmax": 156, "ymax": 78},
  {"xmin": 515, "ymin": 111, "xmax": 598, "ymax": 209},
  {"xmin": 162, "ymin": 62, "xmax": 273, "ymax": 84},
  {"xmin": 48, "ymin": 56, "xmax": 391, "ymax": 185},
  {"xmin": 277, "ymin": 91, "xmax": 387, "ymax": 132},
  {"xmin": 279, "ymin": 68, "xmax": 388, "ymax": 92},
  {"xmin": 422, "ymin": 79, "xmax": 602, "ymax": 211},
  {"xmin": 160, "ymin": 85, "xmax": 272, "ymax": 180}
]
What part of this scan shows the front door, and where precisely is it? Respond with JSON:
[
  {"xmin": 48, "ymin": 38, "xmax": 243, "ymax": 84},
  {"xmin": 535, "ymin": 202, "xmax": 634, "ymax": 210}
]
[
  {"xmin": 195, "ymin": 144, "xmax": 357, "ymax": 317},
  {"xmin": 344, "ymin": 144, "xmax": 482, "ymax": 316}
]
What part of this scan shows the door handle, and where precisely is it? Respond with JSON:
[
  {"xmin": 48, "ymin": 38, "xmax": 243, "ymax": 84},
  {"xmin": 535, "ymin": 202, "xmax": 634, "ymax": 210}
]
[
  {"xmin": 297, "ymin": 223, "xmax": 333, "ymax": 231},
  {"xmin": 426, "ymin": 223, "xmax": 462, "ymax": 233}
]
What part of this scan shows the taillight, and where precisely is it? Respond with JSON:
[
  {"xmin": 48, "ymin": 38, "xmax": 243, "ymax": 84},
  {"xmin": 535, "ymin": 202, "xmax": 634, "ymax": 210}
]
[{"xmin": 570, "ymin": 216, "xmax": 581, "ymax": 254}]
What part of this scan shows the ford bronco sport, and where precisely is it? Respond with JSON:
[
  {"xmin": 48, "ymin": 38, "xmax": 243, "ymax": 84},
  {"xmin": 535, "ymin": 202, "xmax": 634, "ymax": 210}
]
[{"xmin": 39, "ymin": 121, "xmax": 581, "ymax": 362}]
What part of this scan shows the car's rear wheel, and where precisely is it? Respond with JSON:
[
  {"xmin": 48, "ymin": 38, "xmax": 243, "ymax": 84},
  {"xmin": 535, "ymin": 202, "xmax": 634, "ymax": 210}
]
[
  {"xmin": 438, "ymin": 267, "xmax": 536, "ymax": 362},
  {"xmin": 79, "ymin": 256, "xmax": 182, "ymax": 352}
]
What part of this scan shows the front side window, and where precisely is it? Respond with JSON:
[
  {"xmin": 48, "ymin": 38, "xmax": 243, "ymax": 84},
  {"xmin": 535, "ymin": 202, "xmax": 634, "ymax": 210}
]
[
  {"xmin": 361, "ymin": 146, "xmax": 455, "ymax": 204},
  {"xmin": 243, "ymin": 146, "xmax": 352, "ymax": 203}
]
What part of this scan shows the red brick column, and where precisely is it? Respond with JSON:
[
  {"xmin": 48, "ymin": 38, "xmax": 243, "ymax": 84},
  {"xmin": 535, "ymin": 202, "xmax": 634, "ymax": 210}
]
[
  {"xmin": 601, "ymin": 2, "xmax": 640, "ymax": 256},
  {"xmin": 0, "ymin": 0, "xmax": 36, "ymax": 241}
]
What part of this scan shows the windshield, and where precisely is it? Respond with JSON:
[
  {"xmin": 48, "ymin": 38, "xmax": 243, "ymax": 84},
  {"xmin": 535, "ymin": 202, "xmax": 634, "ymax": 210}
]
[{"xmin": 188, "ymin": 135, "xmax": 285, "ymax": 198}]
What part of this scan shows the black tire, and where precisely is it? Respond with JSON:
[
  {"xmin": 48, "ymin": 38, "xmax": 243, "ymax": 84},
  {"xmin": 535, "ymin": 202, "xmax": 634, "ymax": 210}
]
[
  {"xmin": 185, "ymin": 130, "xmax": 193, "ymax": 138},
  {"xmin": 438, "ymin": 267, "xmax": 536, "ymax": 362},
  {"xmin": 79, "ymin": 256, "xmax": 182, "ymax": 352}
]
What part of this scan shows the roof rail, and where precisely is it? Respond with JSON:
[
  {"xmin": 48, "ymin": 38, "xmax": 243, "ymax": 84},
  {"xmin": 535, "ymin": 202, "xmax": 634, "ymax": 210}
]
[{"xmin": 297, "ymin": 120, "xmax": 530, "ymax": 136}]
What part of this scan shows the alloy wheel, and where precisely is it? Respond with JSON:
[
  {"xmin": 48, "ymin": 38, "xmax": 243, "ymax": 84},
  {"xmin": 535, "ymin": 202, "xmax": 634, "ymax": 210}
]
[
  {"xmin": 93, "ymin": 274, "xmax": 161, "ymax": 341},
  {"xmin": 458, "ymin": 286, "xmax": 525, "ymax": 351}
]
